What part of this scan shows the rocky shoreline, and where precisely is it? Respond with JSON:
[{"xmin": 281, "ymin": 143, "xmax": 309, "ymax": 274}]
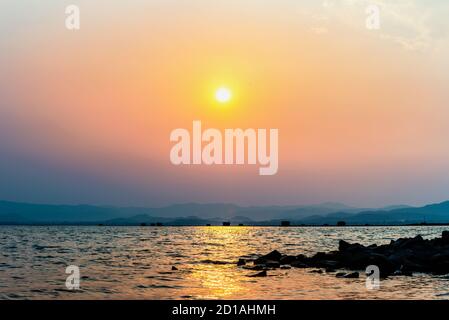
[{"xmin": 238, "ymin": 231, "xmax": 449, "ymax": 278}]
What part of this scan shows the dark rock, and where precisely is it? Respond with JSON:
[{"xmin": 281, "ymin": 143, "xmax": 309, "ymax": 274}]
[
  {"xmin": 399, "ymin": 258, "xmax": 427, "ymax": 273},
  {"xmin": 339, "ymin": 240, "xmax": 351, "ymax": 252},
  {"xmin": 254, "ymin": 250, "xmax": 282, "ymax": 265},
  {"xmin": 339, "ymin": 240, "xmax": 367, "ymax": 254},
  {"xmin": 242, "ymin": 265, "xmax": 267, "ymax": 271},
  {"xmin": 309, "ymin": 269, "xmax": 323, "ymax": 274},
  {"xmin": 336, "ymin": 272, "xmax": 359, "ymax": 278},
  {"xmin": 429, "ymin": 253, "xmax": 449, "ymax": 274},
  {"xmin": 373, "ymin": 244, "xmax": 391, "ymax": 255},
  {"xmin": 311, "ymin": 252, "xmax": 328, "ymax": 261},
  {"xmin": 280, "ymin": 255, "xmax": 297, "ymax": 265},
  {"xmin": 248, "ymin": 270, "xmax": 267, "ymax": 277},
  {"xmin": 171, "ymin": 266, "xmax": 178, "ymax": 271},
  {"xmin": 398, "ymin": 235, "xmax": 424, "ymax": 249},
  {"xmin": 442, "ymin": 231, "xmax": 449, "ymax": 245},
  {"xmin": 237, "ymin": 259, "xmax": 246, "ymax": 266},
  {"xmin": 365, "ymin": 254, "xmax": 395, "ymax": 277},
  {"xmin": 263, "ymin": 260, "xmax": 281, "ymax": 268},
  {"xmin": 393, "ymin": 269, "xmax": 413, "ymax": 276},
  {"xmin": 336, "ymin": 250, "xmax": 394, "ymax": 277},
  {"xmin": 443, "ymin": 230, "xmax": 449, "ymax": 239},
  {"xmin": 262, "ymin": 250, "xmax": 282, "ymax": 261},
  {"xmin": 315, "ymin": 260, "xmax": 340, "ymax": 269},
  {"xmin": 390, "ymin": 236, "xmax": 426, "ymax": 252},
  {"xmin": 291, "ymin": 260, "xmax": 308, "ymax": 268},
  {"xmin": 387, "ymin": 250, "xmax": 413, "ymax": 265},
  {"xmin": 343, "ymin": 272, "xmax": 359, "ymax": 278}
]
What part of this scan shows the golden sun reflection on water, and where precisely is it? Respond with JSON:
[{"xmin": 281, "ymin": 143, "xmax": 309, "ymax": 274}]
[
  {"xmin": 3, "ymin": 226, "xmax": 449, "ymax": 299},
  {"xmin": 181, "ymin": 227, "xmax": 252, "ymax": 299},
  {"xmin": 185, "ymin": 264, "xmax": 248, "ymax": 299}
]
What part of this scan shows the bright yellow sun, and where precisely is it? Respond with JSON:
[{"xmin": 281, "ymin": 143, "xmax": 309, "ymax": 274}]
[{"xmin": 215, "ymin": 87, "xmax": 232, "ymax": 103}]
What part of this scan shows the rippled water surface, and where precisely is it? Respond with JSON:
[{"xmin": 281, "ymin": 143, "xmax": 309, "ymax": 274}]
[{"xmin": 1, "ymin": 226, "xmax": 449, "ymax": 299}]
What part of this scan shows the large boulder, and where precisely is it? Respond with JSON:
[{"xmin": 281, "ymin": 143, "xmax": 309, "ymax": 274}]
[
  {"xmin": 254, "ymin": 250, "xmax": 282, "ymax": 264},
  {"xmin": 339, "ymin": 252, "xmax": 393, "ymax": 276},
  {"xmin": 387, "ymin": 250, "xmax": 413, "ymax": 266},
  {"xmin": 429, "ymin": 253, "xmax": 449, "ymax": 274},
  {"xmin": 280, "ymin": 255, "xmax": 297, "ymax": 265},
  {"xmin": 365, "ymin": 254, "xmax": 395, "ymax": 277},
  {"xmin": 338, "ymin": 240, "xmax": 351, "ymax": 252},
  {"xmin": 441, "ymin": 231, "xmax": 449, "ymax": 245},
  {"xmin": 338, "ymin": 240, "xmax": 367, "ymax": 253},
  {"xmin": 391, "ymin": 235, "xmax": 425, "ymax": 250}
]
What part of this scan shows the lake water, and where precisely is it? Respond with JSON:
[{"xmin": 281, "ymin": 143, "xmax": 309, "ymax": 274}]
[{"xmin": 1, "ymin": 225, "xmax": 449, "ymax": 300}]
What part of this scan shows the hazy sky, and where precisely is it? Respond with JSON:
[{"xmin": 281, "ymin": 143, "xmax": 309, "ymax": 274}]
[{"xmin": 0, "ymin": 1, "xmax": 448, "ymax": 207}]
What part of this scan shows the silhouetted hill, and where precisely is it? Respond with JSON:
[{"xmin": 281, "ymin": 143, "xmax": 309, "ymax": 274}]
[
  {"xmin": 0, "ymin": 200, "xmax": 369, "ymax": 224},
  {"xmin": 0, "ymin": 200, "xmax": 148, "ymax": 223},
  {"xmin": 0, "ymin": 199, "xmax": 445, "ymax": 225},
  {"xmin": 297, "ymin": 201, "xmax": 449, "ymax": 225}
]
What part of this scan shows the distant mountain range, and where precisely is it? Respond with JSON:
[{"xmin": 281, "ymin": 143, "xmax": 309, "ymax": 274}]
[
  {"xmin": 1, "ymin": 199, "xmax": 449, "ymax": 226},
  {"xmin": 298, "ymin": 201, "xmax": 449, "ymax": 225}
]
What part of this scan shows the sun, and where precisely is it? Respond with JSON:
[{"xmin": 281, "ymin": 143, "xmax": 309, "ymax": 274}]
[{"xmin": 215, "ymin": 87, "xmax": 232, "ymax": 104}]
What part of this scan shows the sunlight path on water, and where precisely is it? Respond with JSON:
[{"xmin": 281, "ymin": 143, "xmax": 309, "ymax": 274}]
[{"xmin": 1, "ymin": 226, "xmax": 448, "ymax": 299}]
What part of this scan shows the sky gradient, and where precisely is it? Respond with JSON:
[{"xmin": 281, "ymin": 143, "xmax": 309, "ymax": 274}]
[{"xmin": 0, "ymin": 1, "xmax": 448, "ymax": 207}]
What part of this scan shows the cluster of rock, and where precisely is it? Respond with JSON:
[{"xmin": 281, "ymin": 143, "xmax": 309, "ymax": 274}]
[{"xmin": 238, "ymin": 231, "xmax": 449, "ymax": 278}]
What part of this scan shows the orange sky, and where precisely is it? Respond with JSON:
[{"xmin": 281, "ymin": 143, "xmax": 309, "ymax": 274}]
[{"xmin": 0, "ymin": 1, "xmax": 448, "ymax": 206}]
